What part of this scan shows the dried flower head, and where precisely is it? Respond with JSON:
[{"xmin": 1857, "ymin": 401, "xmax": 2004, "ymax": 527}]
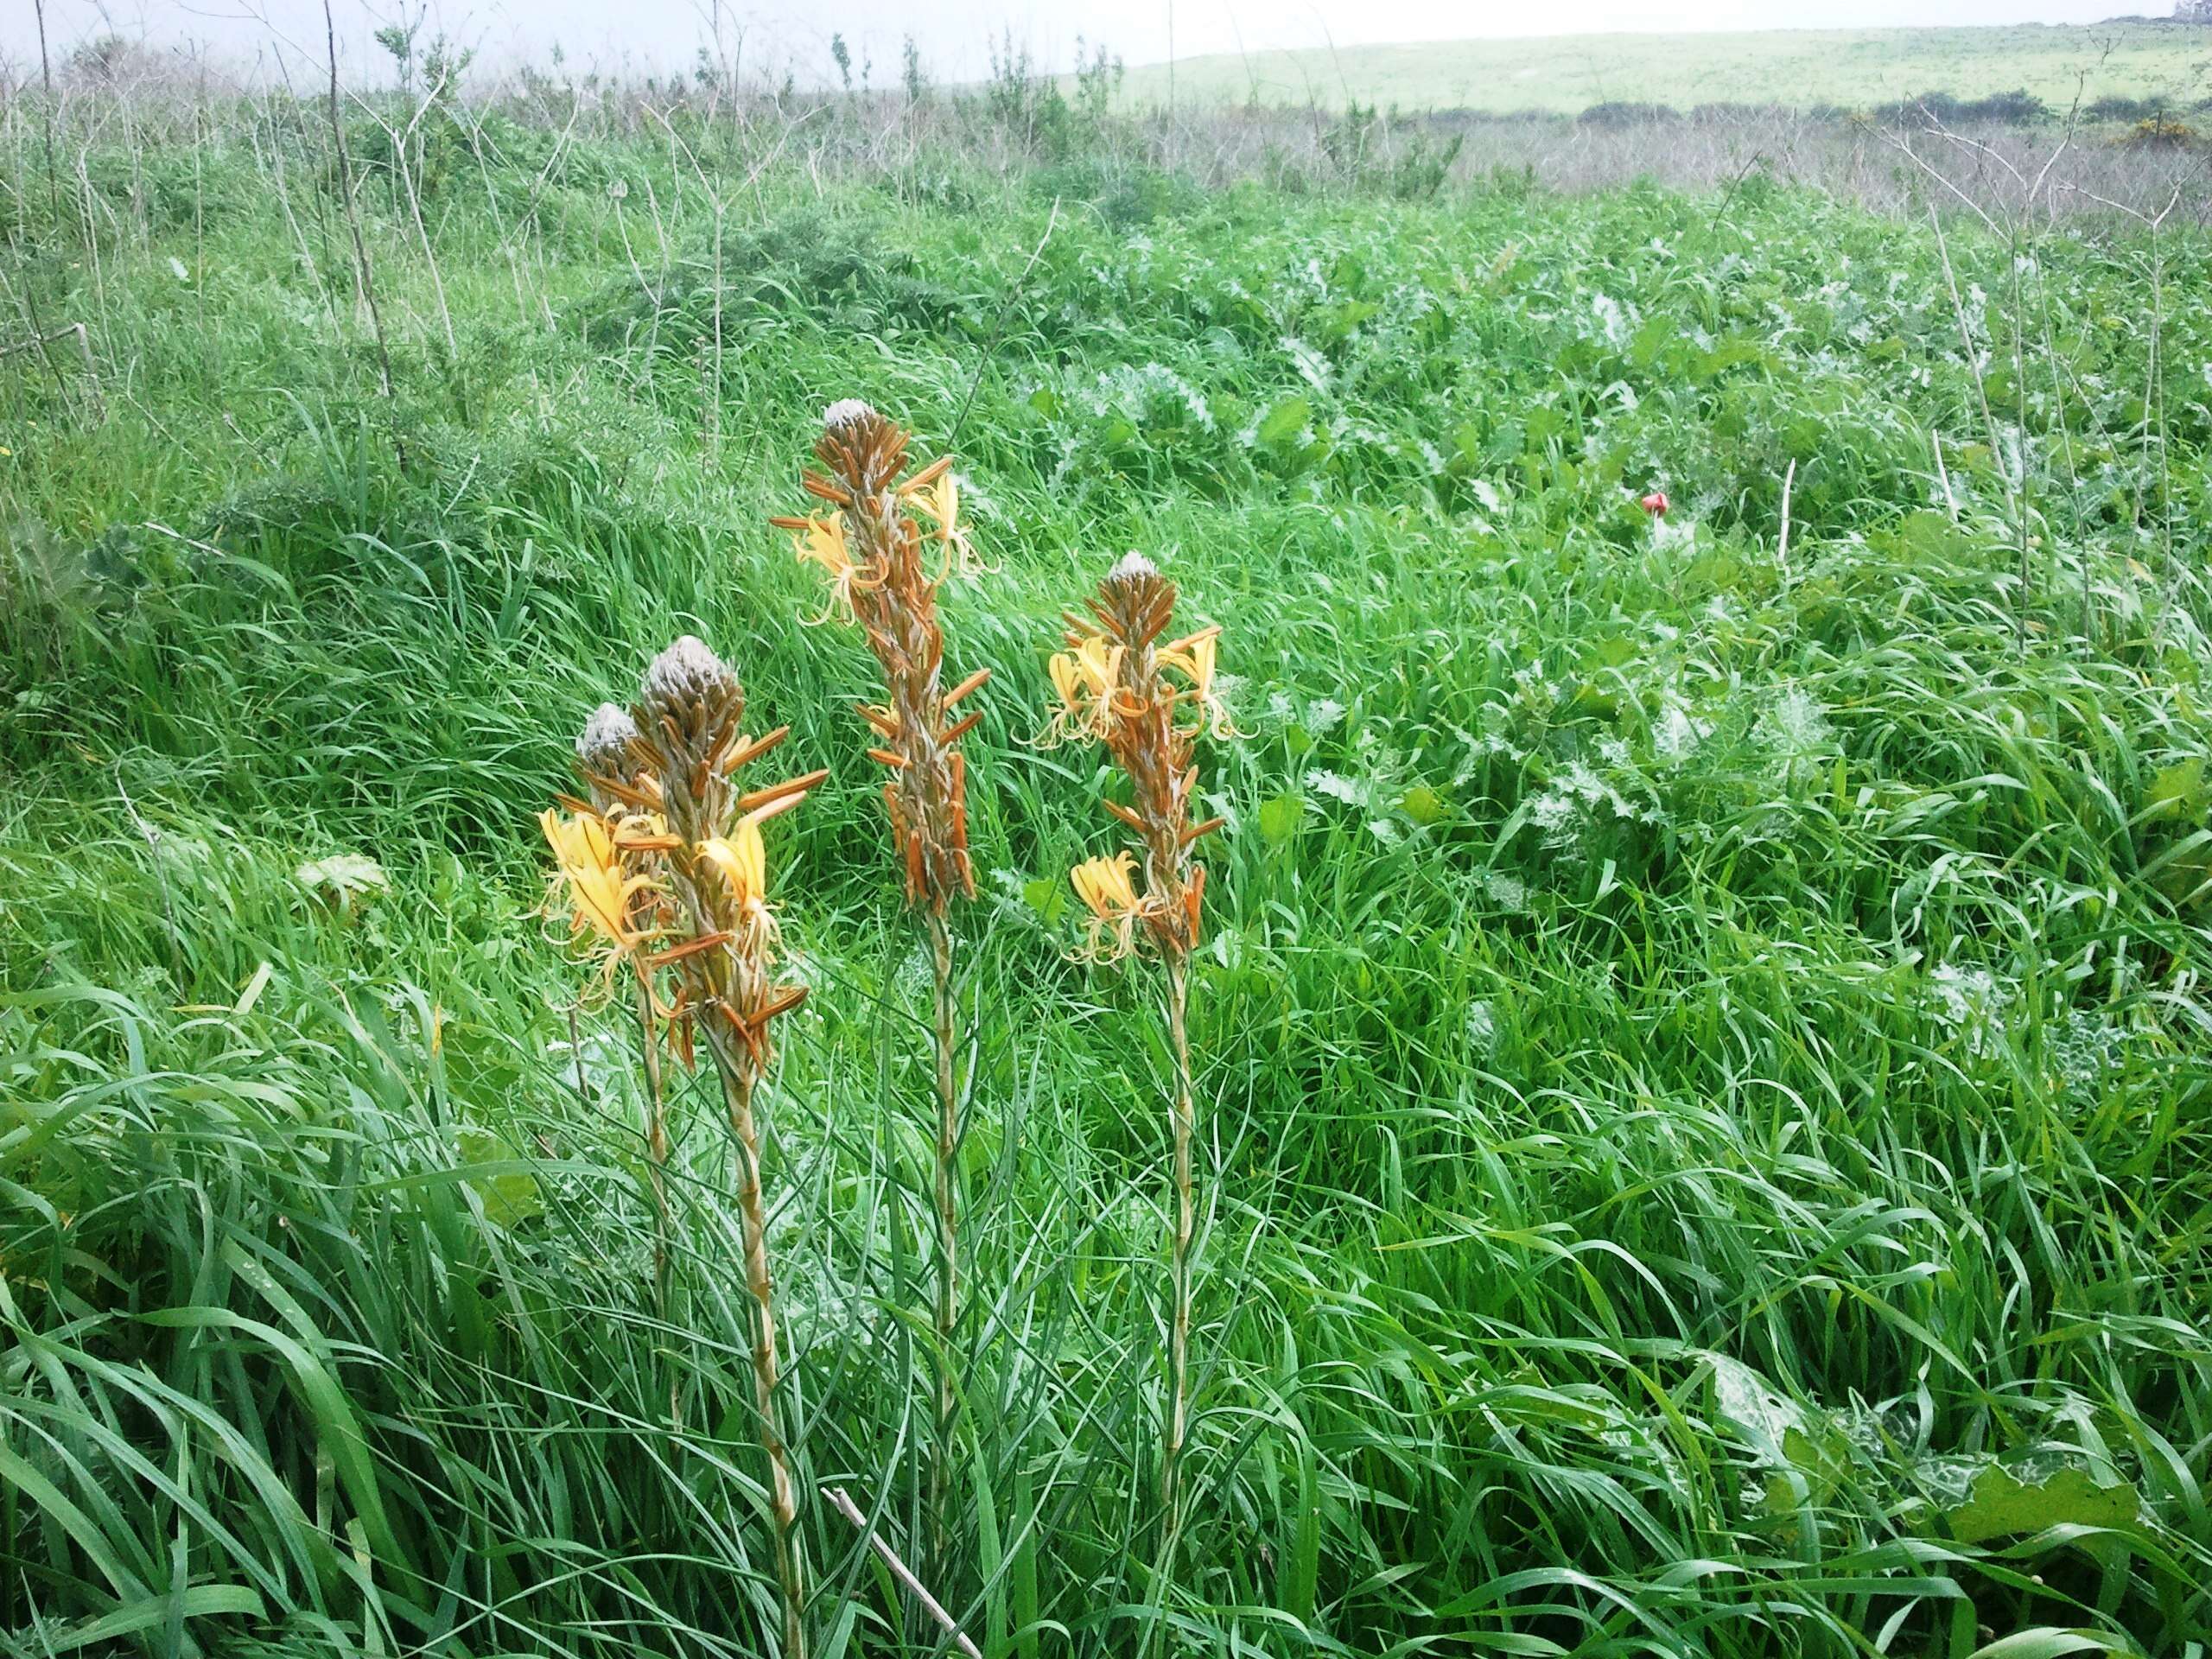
[
  {"xmin": 1049, "ymin": 553, "xmax": 1230, "ymax": 960},
  {"xmin": 772, "ymin": 405, "xmax": 988, "ymax": 916},
  {"xmin": 1106, "ymin": 550, "xmax": 1159, "ymax": 586}
]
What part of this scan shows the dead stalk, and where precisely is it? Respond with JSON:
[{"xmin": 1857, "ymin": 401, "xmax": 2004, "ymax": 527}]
[
  {"xmin": 821, "ymin": 1484, "xmax": 983, "ymax": 1659},
  {"xmin": 320, "ymin": 0, "xmax": 405, "ymax": 473}
]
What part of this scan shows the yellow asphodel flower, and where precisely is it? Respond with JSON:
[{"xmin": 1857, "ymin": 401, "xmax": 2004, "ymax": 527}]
[
  {"xmin": 1046, "ymin": 633, "xmax": 1124, "ymax": 745},
  {"xmin": 1160, "ymin": 626, "xmax": 1235, "ymax": 739},
  {"xmin": 697, "ymin": 817, "xmax": 769, "ymax": 909},
  {"xmin": 542, "ymin": 808, "xmax": 659, "ymax": 955},
  {"xmin": 778, "ymin": 512, "xmax": 868, "ymax": 623},
  {"xmin": 906, "ymin": 469, "xmax": 982, "ymax": 578},
  {"xmin": 1070, "ymin": 849, "xmax": 1144, "ymax": 960}
]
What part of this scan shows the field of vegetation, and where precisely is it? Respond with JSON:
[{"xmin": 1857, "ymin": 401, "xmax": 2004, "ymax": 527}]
[
  {"xmin": 1114, "ymin": 22, "xmax": 2212, "ymax": 116},
  {"xmin": 3, "ymin": 41, "xmax": 2210, "ymax": 1659}
]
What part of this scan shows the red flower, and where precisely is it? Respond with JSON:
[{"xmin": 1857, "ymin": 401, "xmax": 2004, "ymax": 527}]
[{"xmin": 1640, "ymin": 491, "xmax": 1669, "ymax": 516}]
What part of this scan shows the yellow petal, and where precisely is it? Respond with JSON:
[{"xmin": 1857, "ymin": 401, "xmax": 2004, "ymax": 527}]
[
  {"xmin": 792, "ymin": 512, "xmax": 849, "ymax": 570},
  {"xmin": 912, "ymin": 473, "xmax": 957, "ymax": 528},
  {"xmin": 1049, "ymin": 652, "xmax": 1085, "ymax": 714},
  {"xmin": 1162, "ymin": 629, "xmax": 1235, "ymax": 737},
  {"xmin": 1069, "ymin": 852, "xmax": 1142, "ymax": 960},
  {"xmin": 1076, "ymin": 635, "xmax": 1122, "ymax": 695},
  {"xmin": 1070, "ymin": 850, "xmax": 1139, "ymax": 918},
  {"xmin": 543, "ymin": 807, "xmax": 645, "ymax": 946},
  {"xmin": 697, "ymin": 819, "xmax": 768, "ymax": 908}
]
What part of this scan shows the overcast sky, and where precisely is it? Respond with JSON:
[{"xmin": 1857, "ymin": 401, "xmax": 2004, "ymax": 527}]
[{"xmin": 6, "ymin": 0, "xmax": 2164, "ymax": 86}]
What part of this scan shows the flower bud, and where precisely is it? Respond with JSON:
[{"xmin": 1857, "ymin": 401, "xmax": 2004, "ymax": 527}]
[
  {"xmin": 575, "ymin": 702, "xmax": 640, "ymax": 778},
  {"xmin": 639, "ymin": 635, "xmax": 739, "ymax": 731}
]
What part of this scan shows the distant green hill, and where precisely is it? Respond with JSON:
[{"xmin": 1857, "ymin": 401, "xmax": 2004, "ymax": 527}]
[{"xmin": 1113, "ymin": 22, "xmax": 2212, "ymax": 114}]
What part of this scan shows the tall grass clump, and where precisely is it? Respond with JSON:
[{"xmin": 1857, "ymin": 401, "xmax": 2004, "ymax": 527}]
[
  {"xmin": 772, "ymin": 400, "xmax": 989, "ymax": 1562},
  {"xmin": 1048, "ymin": 552, "xmax": 1233, "ymax": 1548}
]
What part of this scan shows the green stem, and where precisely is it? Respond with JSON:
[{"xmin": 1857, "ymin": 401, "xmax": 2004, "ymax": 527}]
[
  {"xmin": 1160, "ymin": 948, "xmax": 1197, "ymax": 1553},
  {"xmin": 927, "ymin": 909, "xmax": 961, "ymax": 1569},
  {"xmin": 633, "ymin": 978, "xmax": 676, "ymax": 1426},
  {"xmin": 709, "ymin": 1037, "xmax": 807, "ymax": 1659}
]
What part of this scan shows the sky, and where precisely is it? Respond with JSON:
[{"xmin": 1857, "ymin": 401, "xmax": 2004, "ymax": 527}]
[{"xmin": 3, "ymin": 0, "xmax": 2169, "ymax": 86}]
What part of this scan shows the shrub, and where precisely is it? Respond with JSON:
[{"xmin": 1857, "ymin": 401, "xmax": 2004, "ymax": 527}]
[
  {"xmin": 2086, "ymin": 94, "xmax": 2165, "ymax": 122},
  {"xmin": 1886, "ymin": 87, "xmax": 2051, "ymax": 124},
  {"xmin": 1579, "ymin": 100, "xmax": 1683, "ymax": 128},
  {"xmin": 2120, "ymin": 113, "xmax": 2201, "ymax": 147},
  {"xmin": 1322, "ymin": 104, "xmax": 1466, "ymax": 201}
]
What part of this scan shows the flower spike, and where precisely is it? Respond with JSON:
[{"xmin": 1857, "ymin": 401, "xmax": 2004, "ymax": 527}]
[
  {"xmin": 1042, "ymin": 549, "xmax": 1236, "ymax": 1554},
  {"xmin": 778, "ymin": 401, "xmax": 992, "ymax": 1562},
  {"xmin": 783, "ymin": 402, "xmax": 987, "ymax": 914}
]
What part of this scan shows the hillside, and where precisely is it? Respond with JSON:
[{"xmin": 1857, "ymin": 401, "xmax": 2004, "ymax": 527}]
[{"xmin": 1114, "ymin": 22, "xmax": 2212, "ymax": 113}]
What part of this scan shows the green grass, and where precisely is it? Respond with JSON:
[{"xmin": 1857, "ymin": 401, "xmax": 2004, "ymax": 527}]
[
  {"xmin": 1112, "ymin": 22, "xmax": 2212, "ymax": 114},
  {"xmin": 3, "ymin": 88, "xmax": 2210, "ymax": 1659}
]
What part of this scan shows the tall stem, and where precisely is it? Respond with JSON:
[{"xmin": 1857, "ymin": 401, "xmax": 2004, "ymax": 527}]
[
  {"xmin": 926, "ymin": 909, "xmax": 961, "ymax": 1563},
  {"xmin": 1160, "ymin": 949, "xmax": 1197, "ymax": 1548},
  {"xmin": 32, "ymin": 0, "xmax": 58, "ymax": 232},
  {"xmin": 709, "ymin": 1037, "xmax": 807, "ymax": 1659},
  {"xmin": 632, "ymin": 980, "xmax": 675, "ymax": 1419},
  {"xmin": 320, "ymin": 0, "xmax": 406, "ymax": 474}
]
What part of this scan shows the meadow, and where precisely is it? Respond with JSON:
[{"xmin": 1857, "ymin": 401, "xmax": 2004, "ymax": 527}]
[
  {"xmin": 1112, "ymin": 22, "xmax": 2212, "ymax": 116},
  {"xmin": 3, "ymin": 48, "xmax": 2211, "ymax": 1659}
]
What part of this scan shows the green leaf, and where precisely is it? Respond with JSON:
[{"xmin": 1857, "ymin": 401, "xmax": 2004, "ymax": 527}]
[
  {"xmin": 1946, "ymin": 1463, "xmax": 2141, "ymax": 1545},
  {"xmin": 1256, "ymin": 396, "xmax": 1312, "ymax": 448},
  {"xmin": 1629, "ymin": 315, "xmax": 1675, "ymax": 369},
  {"xmin": 296, "ymin": 853, "xmax": 388, "ymax": 912},
  {"xmin": 1317, "ymin": 298, "xmax": 1380, "ymax": 341},
  {"xmin": 1580, "ymin": 634, "xmax": 1637, "ymax": 671},
  {"xmin": 0, "ymin": 1442, "xmax": 145, "ymax": 1605},
  {"xmin": 1022, "ymin": 877, "xmax": 1065, "ymax": 924},
  {"xmin": 1402, "ymin": 785, "xmax": 1447, "ymax": 825},
  {"xmin": 139, "ymin": 1306, "xmax": 409, "ymax": 1572},
  {"xmin": 456, "ymin": 1128, "xmax": 544, "ymax": 1228},
  {"xmin": 1964, "ymin": 1631, "xmax": 2118, "ymax": 1659},
  {"xmin": 2145, "ymin": 757, "xmax": 2204, "ymax": 821},
  {"xmin": 1258, "ymin": 794, "xmax": 1307, "ymax": 845},
  {"xmin": 41, "ymin": 1584, "xmax": 265, "ymax": 1653}
]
